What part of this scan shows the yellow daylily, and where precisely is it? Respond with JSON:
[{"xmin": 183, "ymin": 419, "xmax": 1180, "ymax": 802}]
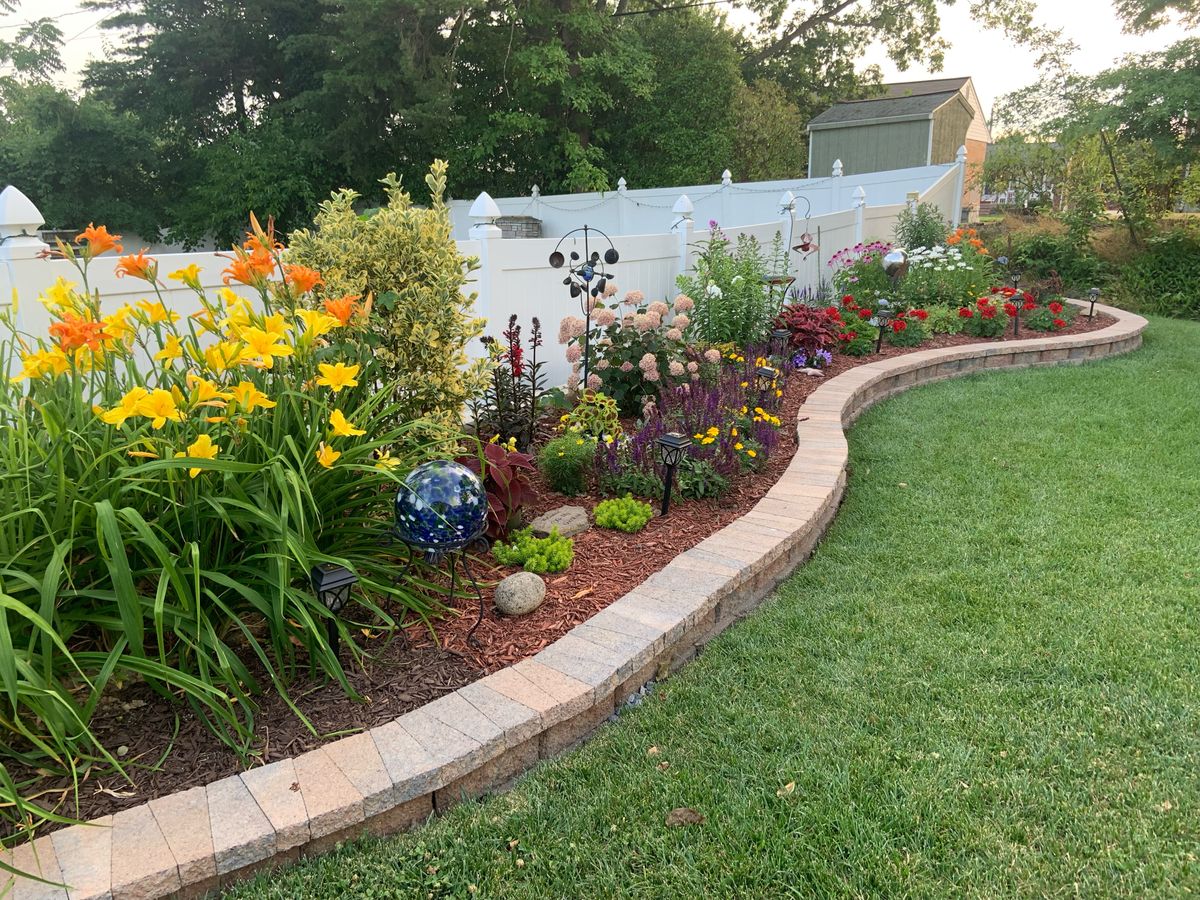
[
  {"xmin": 136, "ymin": 389, "xmax": 184, "ymax": 429},
  {"xmin": 100, "ymin": 387, "xmax": 149, "ymax": 426},
  {"xmin": 374, "ymin": 450, "xmax": 402, "ymax": 470},
  {"xmin": 241, "ymin": 327, "xmax": 293, "ymax": 369},
  {"xmin": 203, "ymin": 340, "xmax": 248, "ymax": 374},
  {"xmin": 316, "ymin": 362, "xmax": 360, "ymax": 394},
  {"xmin": 136, "ymin": 299, "xmax": 179, "ymax": 325},
  {"xmin": 39, "ymin": 277, "xmax": 81, "ymax": 313},
  {"xmin": 186, "ymin": 374, "xmax": 231, "ymax": 406},
  {"xmin": 315, "ymin": 442, "xmax": 341, "ymax": 468},
  {"xmin": 155, "ymin": 334, "xmax": 184, "ymax": 364},
  {"xmin": 174, "ymin": 433, "xmax": 220, "ymax": 478},
  {"xmin": 262, "ymin": 313, "xmax": 292, "ymax": 340},
  {"xmin": 218, "ymin": 287, "xmax": 243, "ymax": 308},
  {"xmin": 11, "ymin": 348, "xmax": 71, "ymax": 382},
  {"xmin": 296, "ymin": 308, "xmax": 339, "ymax": 339},
  {"xmin": 167, "ymin": 263, "xmax": 203, "ymax": 289},
  {"xmin": 329, "ymin": 409, "xmax": 366, "ymax": 437},
  {"xmin": 230, "ymin": 381, "xmax": 276, "ymax": 412}
]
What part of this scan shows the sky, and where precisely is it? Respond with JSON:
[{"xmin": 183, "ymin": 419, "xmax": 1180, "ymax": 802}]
[{"xmin": 1, "ymin": 0, "xmax": 1192, "ymax": 120}]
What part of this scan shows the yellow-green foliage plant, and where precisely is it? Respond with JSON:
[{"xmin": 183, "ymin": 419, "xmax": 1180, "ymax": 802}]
[
  {"xmin": 0, "ymin": 218, "xmax": 462, "ymax": 859},
  {"xmin": 287, "ymin": 161, "xmax": 488, "ymax": 432}
]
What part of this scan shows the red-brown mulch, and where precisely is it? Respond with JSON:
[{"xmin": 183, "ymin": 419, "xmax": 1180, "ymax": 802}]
[{"xmin": 6, "ymin": 311, "xmax": 1115, "ymax": 834}]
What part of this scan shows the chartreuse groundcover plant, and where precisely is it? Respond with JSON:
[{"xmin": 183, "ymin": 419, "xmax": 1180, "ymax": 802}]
[{"xmin": 0, "ymin": 187, "xmax": 470, "ymax": 860}]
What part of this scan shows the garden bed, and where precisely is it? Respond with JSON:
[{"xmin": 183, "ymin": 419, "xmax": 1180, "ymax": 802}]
[{"xmin": 9, "ymin": 310, "xmax": 1116, "ymax": 834}]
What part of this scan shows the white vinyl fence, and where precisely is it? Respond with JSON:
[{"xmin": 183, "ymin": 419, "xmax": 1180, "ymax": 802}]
[{"xmin": 1, "ymin": 151, "xmax": 966, "ymax": 387}]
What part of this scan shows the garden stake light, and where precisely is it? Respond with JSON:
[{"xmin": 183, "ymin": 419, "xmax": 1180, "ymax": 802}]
[
  {"xmin": 310, "ymin": 563, "xmax": 358, "ymax": 660},
  {"xmin": 1089, "ymin": 287, "xmax": 1101, "ymax": 318},
  {"xmin": 548, "ymin": 225, "xmax": 619, "ymax": 389},
  {"xmin": 656, "ymin": 432, "xmax": 692, "ymax": 517},
  {"xmin": 756, "ymin": 365, "xmax": 780, "ymax": 408},
  {"xmin": 770, "ymin": 328, "xmax": 791, "ymax": 365},
  {"xmin": 870, "ymin": 299, "xmax": 893, "ymax": 354},
  {"xmin": 1012, "ymin": 271, "xmax": 1023, "ymax": 336}
]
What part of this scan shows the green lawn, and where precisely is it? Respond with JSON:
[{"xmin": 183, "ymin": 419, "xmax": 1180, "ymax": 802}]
[{"xmin": 229, "ymin": 317, "xmax": 1200, "ymax": 898}]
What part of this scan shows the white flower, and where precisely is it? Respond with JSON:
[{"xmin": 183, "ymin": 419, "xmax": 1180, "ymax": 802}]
[{"xmin": 706, "ymin": 284, "xmax": 723, "ymax": 298}]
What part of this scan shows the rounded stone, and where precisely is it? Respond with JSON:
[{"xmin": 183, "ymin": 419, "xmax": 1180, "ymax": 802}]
[{"xmin": 494, "ymin": 571, "xmax": 547, "ymax": 617}]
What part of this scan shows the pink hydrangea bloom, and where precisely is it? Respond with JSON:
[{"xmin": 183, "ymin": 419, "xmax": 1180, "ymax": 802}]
[
  {"xmin": 623, "ymin": 290, "xmax": 645, "ymax": 306},
  {"xmin": 586, "ymin": 373, "xmax": 602, "ymax": 391},
  {"xmin": 565, "ymin": 345, "xmax": 582, "ymax": 363},
  {"xmin": 621, "ymin": 361, "xmax": 634, "ymax": 372},
  {"xmin": 603, "ymin": 282, "xmax": 619, "ymax": 297},
  {"xmin": 673, "ymin": 294, "xmax": 694, "ymax": 313},
  {"xmin": 648, "ymin": 301, "xmax": 669, "ymax": 318},
  {"xmin": 558, "ymin": 316, "xmax": 586, "ymax": 343},
  {"xmin": 665, "ymin": 328, "xmax": 682, "ymax": 341},
  {"xmin": 643, "ymin": 367, "xmax": 660, "ymax": 382},
  {"xmin": 596, "ymin": 358, "xmax": 610, "ymax": 370},
  {"xmin": 673, "ymin": 314, "xmax": 690, "ymax": 330},
  {"xmin": 594, "ymin": 308, "xmax": 616, "ymax": 327},
  {"xmin": 687, "ymin": 361, "xmax": 699, "ymax": 373},
  {"xmin": 634, "ymin": 314, "xmax": 653, "ymax": 333},
  {"xmin": 567, "ymin": 373, "xmax": 580, "ymax": 391},
  {"xmin": 668, "ymin": 360, "xmax": 685, "ymax": 377},
  {"xmin": 704, "ymin": 348, "xmax": 721, "ymax": 364},
  {"xmin": 639, "ymin": 352, "xmax": 657, "ymax": 368}
]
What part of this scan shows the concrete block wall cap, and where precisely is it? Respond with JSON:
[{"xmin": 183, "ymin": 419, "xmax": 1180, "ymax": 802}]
[
  {"xmin": 147, "ymin": 786, "xmax": 215, "ymax": 888},
  {"xmin": 110, "ymin": 805, "xmax": 181, "ymax": 899},
  {"xmin": 239, "ymin": 758, "xmax": 310, "ymax": 852},
  {"xmin": 8, "ymin": 835, "xmax": 66, "ymax": 900},
  {"xmin": 292, "ymin": 747, "xmax": 365, "ymax": 840},
  {"xmin": 205, "ymin": 776, "xmax": 275, "ymax": 876},
  {"xmin": 0, "ymin": 304, "xmax": 1146, "ymax": 900},
  {"xmin": 455, "ymin": 681, "xmax": 543, "ymax": 748},
  {"xmin": 48, "ymin": 815, "xmax": 112, "ymax": 900}
]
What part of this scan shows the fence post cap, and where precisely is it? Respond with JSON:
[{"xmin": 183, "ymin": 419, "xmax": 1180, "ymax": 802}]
[
  {"xmin": 851, "ymin": 185, "xmax": 867, "ymax": 205},
  {"xmin": 832, "ymin": 159, "xmax": 843, "ymax": 177},
  {"xmin": 956, "ymin": 145, "xmax": 968, "ymax": 163},
  {"xmin": 672, "ymin": 194, "xmax": 694, "ymax": 216},
  {"xmin": 468, "ymin": 191, "xmax": 502, "ymax": 220},
  {"xmin": 720, "ymin": 169, "xmax": 732, "ymax": 186},
  {"xmin": 0, "ymin": 185, "xmax": 45, "ymax": 239}
]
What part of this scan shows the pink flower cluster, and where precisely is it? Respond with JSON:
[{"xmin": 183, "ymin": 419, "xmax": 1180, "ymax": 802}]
[
  {"xmin": 828, "ymin": 240, "xmax": 892, "ymax": 269},
  {"xmin": 639, "ymin": 352, "xmax": 659, "ymax": 382}
]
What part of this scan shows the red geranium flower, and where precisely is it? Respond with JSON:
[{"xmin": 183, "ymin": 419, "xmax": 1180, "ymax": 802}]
[
  {"xmin": 1023, "ymin": 300, "xmax": 1036, "ymax": 311},
  {"xmin": 838, "ymin": 332, "xmax": 850, "ymax": 341},
  {"xmin": 976, "ymin": 297, "xmax": 990, "ymax": 309},
  {"xmin": 1004, "ymin": 302, "xmax": 1018, "ymax": 317},
  {"xmin": 990, "ymin": 286, "xmax": 1001, "ymax": 294},
  {"xmin": 958, "ymin": 307, "xmax": 974, "ymax": 318},
  {"xmin": 858, "ymin": 308, "xmax": 871, "ymax": 320},
  {"xmin": 1001, "ymin": 286, "xmax": 1017, "ymax": 297},
  {"xmin": 1049, "ymin": 301, "xmax": 1063, "ymax": 314},
  {"xmin": 847, "ymin": 330, "xmax": 857, "ymax": 339},
  {"xmin": 1022, "ymin": 292, "xmax": 1035, "ymax": 303},
  {"xmin": 1053, "ymin": 318, "xmax": 1067, "ymax": 328},
  {"xmin": 891, "ymin": 319, "xmax": 907, "ymax": 333},
  {"xmin": 841, "ymin": 295, "xmax": 855, "ymax": 307},
  {"xmin": 825, "ymin": 305, "xmax": 842, "ymax": 320},
  {"xmin": 912, "ymin": 309, "xmax": 928, "ymax": 321}
]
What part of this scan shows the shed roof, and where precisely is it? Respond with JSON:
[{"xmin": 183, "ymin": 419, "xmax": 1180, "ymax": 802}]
[
  {"xmin": 881, "ymin": 77, "xmax": 971, "ymax": 98},
  {"xmin": 807, "ymin": 90, "xmax": 961, "ymax": 129}
]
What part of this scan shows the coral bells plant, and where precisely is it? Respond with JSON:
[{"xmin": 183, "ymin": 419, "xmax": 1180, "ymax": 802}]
[
  {"xmin": 561, "ymin": 291, "xmax": 690, "ymax": 415},
  {"xmin": 773, "ymin": 303, "xmax": 838, "ymax": 356},
  {"xmin": 0, "ymin": 216, "xmax": 463, "ymax": 842}
]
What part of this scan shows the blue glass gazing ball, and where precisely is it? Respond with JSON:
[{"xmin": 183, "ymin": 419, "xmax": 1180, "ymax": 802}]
[{"xmin": 394, "ymin": 460, "xmax": 488, "ymax": 550}]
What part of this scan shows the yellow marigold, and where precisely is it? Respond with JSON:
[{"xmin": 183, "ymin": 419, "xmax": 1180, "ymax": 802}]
[
  {"xmin": 734, "ymin": 442, "xmax": 744, "ymax": 450},
  {"xmin": 329, "ymin": 408, "xmax": 366, "ymax": 437},
  {"xmin": 315, "ymin": 441, "xmax": 341, "ymax": 468},
  {"xmin": 747, "ymin": 449, "xmax": 757, "ymax": 458},
  {"xmin": 316, "ymin": 362, "xmax": 360, "ymax": 393},
  {"xmin": 135, "ymin": 388, "xmax": 182, "ymax": 429},
  {"xmin": 175, "ymin": 433, "xmax": 220, "ymax": 478}
]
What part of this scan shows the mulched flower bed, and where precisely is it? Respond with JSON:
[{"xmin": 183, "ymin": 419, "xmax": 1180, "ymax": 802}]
[{"xmin": 9, "ymin": 312, "xmax": 1115, "ymax": 834}]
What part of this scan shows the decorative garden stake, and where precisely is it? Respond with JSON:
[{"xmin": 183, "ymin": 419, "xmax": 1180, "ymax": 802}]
[
  {"xmin": 655, "ymin": 432, "xmax": 692, "ymax": 517},
  {"xmin": 310, "ymin": 563, "xmax": 358, "ymax": 660},
  {"xmin": 548, "ymin": 225, "xmax": 619, "ymax": 388},
  {"xmin": 392, "ymin": 460, "xmax": 490, "ymax": 645},
  {"xmin": 1088, "ymin": 287, "xmax": 1101, "ymax": 318},
  {"xmin": 1011, "ymin": 271, "xmax": 1023, "ymax": 336}
]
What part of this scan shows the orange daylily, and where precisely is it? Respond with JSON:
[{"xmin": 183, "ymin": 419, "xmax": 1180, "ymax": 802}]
[
  {"xmin": 323, "ymin": 294, "xmax": 362, "ymax": 326},
  {"xmin": 222, "ymin": 248, "xmax": 275, "ymax": 287},
  {"xmin": 75, "ymin": 223, "xmax": 123, "ymax": 257},
  {"xmin": 115, "ymin": 250, "xmax": 157, "ymax": 282},
  {"xmin": 48, "ymin": 313, "xmax": 112, "ymax": 352},
  {"xmin": 284, "ymin": 265, "xmax": 323, "ymax": 295}
]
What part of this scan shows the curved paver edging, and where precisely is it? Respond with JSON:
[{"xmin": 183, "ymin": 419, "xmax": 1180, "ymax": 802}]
[{"xmin": 2, "ymin": 302, "xmax": 1147, "ymax": 899}]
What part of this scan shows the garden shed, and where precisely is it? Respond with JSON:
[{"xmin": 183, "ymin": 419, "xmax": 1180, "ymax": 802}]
[{"xmin": 807, "ymin": 77, "xmax": 987, "ymax": 221}]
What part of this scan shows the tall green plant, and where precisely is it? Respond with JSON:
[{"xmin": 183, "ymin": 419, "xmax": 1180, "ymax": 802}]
[{"xmin": 678, "ymin": 226, "xmax": 773, "ymax": 346}]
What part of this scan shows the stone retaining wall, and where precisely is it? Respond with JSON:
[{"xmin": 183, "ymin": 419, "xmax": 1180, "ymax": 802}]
[{"xmin": 1, "ymin": 303, "xmax": 1147, "ymax": 900}]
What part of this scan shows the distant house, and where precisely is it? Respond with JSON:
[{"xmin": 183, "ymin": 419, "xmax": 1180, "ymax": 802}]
[{"xmin": 807, "ymin": 77, "xmax": 992, "ymax": 222}]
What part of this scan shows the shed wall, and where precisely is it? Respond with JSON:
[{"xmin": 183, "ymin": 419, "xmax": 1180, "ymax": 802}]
[{"xmin": 809, "ymin": 120, "xmax": 931, "ymax": 178}]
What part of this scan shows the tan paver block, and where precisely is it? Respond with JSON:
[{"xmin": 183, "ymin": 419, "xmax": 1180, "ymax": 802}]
[
  {"xmin": 110, "ymin": 805, "xmax": 181, "ymax": 900},
  {"xmin": 509, "ymin": 660, "xmax": 594, "ymax": 718},
  {"xmin": 293, "ymin": 747, "xmax": 365, "ymax": 840},
  {"xmin": 147, "ymin": 786, "xmax": 215, "ymax": 889},
  {"xmin": 534, "ymin": 633, "xmax": 623, "ymax": 694},
  {"xmin": 481, "ymin": 666, "xmax": 561, "ymax": 718},
  {"xmin": 9, "ymin": 835, "xmax": 67, "ymax": 900},
  {"xmin": 673, "ymin": 548, "xmax": 743, "ymax": 578},
  {"xmin": 240, "ymin": 758, "xmax": 309, "ymax": 851},
  {"xmin": 369, "ymin": 719, "xmax": 442, "ymax": 801},
  {"xmin": 323, "ymin": 731, "xmax": 396, "ymax": 818},
  {"xmin": 570, "ymin": 622, "xmax": 656, "ymax": 678},
  {"xmin": 395, "ymin": 708, "xmax": 487, "ymax": 788},
  {"xmin": 49, "ymin": 816, "xmax": 111, "ymax": 900},
  {"xmin": 586, "ymin": 605, "xmax": 669, "ymax": 650},
  {"xmin": 421, "ymin": 692, "xmax": 506, "ymax": 757},
  {"xmin": 456, "ymin": 681, "xmax": 542, "ymax": 748},
  {"xmin": 205, "ymin": 774, "xmax": 275, "ymax": 876}
]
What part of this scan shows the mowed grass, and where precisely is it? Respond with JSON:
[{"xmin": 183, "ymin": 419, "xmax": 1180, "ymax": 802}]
[{"xmin": 228, "ymin": 317, "xmax": 1200, "ymax": 898}]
